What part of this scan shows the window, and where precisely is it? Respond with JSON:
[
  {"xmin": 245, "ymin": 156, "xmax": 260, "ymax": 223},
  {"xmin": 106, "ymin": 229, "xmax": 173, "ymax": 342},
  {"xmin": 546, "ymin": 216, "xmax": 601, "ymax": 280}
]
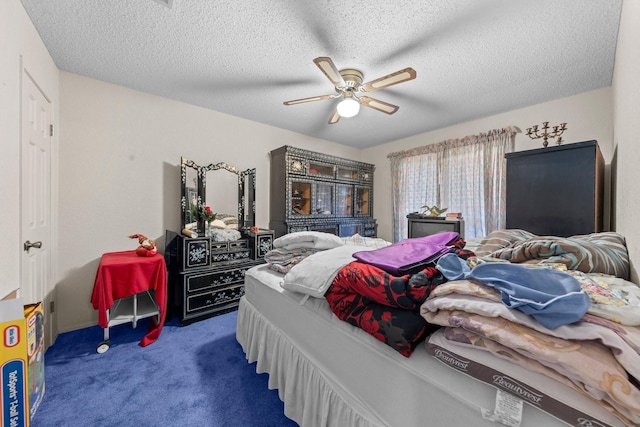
[{"xmin": 388, "ymin": 127, "xmax": 519, "ymax": 242}]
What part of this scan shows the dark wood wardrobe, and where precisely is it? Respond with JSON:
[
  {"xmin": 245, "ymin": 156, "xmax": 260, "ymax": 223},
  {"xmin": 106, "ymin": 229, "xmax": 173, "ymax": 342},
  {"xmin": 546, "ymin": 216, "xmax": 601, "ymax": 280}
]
[{"xmin": 505, "ymin": 140, "xmax": 604, "ymax": 237}]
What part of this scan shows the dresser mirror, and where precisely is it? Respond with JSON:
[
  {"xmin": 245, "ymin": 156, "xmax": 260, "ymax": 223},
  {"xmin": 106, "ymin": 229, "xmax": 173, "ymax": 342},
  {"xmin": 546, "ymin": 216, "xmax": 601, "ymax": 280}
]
[
  {"xmin": 180, "ymin": 156, "xmax": 256, "ymax": 235},
  {"xmin": 201, "ymin": 161, "xmax": 256, "ymax": 231}
]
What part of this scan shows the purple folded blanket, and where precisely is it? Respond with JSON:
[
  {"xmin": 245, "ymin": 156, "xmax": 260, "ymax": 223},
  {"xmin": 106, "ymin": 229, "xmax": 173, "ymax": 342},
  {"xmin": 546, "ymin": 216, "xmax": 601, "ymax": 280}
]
[{"xmin": 353, "ymin": 232, "xmax": 459, "ymax": 276}]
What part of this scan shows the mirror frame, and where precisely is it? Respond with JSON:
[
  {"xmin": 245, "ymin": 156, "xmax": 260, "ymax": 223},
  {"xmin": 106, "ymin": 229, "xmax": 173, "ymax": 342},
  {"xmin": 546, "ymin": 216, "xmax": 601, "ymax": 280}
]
[
  {"xmin": 180, "ymin": 156, "xmax": 256, "ymax": 234},
  {"xmin": 238, "ymin": 167, "xmax": 256, "ymax": 229},
  {"xmin": 180, "ymin": 157, "xmax": 202, "ymax": 232}
]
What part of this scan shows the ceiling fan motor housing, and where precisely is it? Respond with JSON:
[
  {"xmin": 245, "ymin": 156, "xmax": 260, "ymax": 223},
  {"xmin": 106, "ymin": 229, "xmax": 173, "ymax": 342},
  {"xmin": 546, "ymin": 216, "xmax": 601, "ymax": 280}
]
[{"xmin": 339, "ymin": 69, "xmax": 363, "ymax": 88}]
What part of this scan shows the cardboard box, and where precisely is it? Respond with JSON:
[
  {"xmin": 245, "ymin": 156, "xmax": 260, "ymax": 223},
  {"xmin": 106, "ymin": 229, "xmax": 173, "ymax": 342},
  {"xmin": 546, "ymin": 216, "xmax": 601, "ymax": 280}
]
[
  {"xmin": 24, "ymin": 303, "xmax": 45, "ymax": 421},
  {"xmin": 1, "ymin": 299, "xmax": 45, "ymax": 427}
]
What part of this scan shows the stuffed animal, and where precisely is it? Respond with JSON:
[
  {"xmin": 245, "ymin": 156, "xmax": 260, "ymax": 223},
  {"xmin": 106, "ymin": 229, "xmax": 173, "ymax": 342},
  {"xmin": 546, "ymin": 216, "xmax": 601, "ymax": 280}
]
[{"xmin": 129, "ymin": 234, "xmax": 158, "ymax": 257}]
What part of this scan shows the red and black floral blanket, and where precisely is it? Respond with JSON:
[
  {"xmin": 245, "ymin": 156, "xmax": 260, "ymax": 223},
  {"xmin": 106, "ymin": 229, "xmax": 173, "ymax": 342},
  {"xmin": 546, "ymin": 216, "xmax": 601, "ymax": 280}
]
[{"xmin": 325, "ymin": 238, "xmax": 473, "ymax": 357}]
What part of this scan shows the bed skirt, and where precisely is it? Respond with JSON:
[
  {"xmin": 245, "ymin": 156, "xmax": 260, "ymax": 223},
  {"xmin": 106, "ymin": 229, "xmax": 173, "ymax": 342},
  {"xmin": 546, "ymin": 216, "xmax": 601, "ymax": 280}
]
[
  {"xmin": 235, "ymin": 264, "xmax": 577, "ymax": 427},
  {"xmin": 236, "ymin": 296, "xmax": 381, "ymax": 427}
]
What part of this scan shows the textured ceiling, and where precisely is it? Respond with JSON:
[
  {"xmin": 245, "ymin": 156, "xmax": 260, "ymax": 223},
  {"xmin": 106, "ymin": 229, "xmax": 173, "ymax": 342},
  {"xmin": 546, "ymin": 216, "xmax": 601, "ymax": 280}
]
[{"xmin": 20, "ymin": 0, "xmax": 622, "ymax": 148}]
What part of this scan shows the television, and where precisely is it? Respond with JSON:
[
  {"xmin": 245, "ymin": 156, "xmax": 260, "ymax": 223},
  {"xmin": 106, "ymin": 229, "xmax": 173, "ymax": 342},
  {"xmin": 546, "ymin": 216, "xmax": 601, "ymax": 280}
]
[{"xmin": 407, "ymin": 217, "xmax": 464, "ymax": 240}]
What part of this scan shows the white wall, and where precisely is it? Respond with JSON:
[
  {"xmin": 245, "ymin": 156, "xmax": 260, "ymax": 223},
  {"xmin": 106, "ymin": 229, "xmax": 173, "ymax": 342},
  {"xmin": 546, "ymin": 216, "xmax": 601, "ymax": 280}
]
[
  {"xmin": 363, "ymin": 88, "xmax": 614, "ymax": 243},
  {"xmin": 57, "ymin": 72, "xmax": 362, "ymax": 331},
  {"xmin": 0, "ymin": 0, "xmax": 59, "ymax": 300},
  {"xmin": 612, "ymin": 0, "xmax": 640, "ymax": 283}
]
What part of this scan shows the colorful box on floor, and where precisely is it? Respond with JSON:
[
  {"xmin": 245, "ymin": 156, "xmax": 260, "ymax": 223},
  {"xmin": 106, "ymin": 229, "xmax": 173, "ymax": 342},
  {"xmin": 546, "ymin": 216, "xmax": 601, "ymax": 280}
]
[
  {"xmin": 0, "ymin": 299, "xmax": 45, "ymax": 427},
  {"xmin": 24, "ymin": 302, "xmax": 45, "ymax": 422}
]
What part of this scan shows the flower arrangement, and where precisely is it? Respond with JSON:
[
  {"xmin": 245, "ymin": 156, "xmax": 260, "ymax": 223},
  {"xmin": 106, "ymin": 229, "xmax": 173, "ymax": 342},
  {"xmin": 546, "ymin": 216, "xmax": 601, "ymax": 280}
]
[
  {"xmin": 201, "ymin": 205, "xmax": 217, "ymax": 222},
  {"xmin": 191, "ymin": 204, "xmax": 217, "ymax": 222},
  {"xmin": 191, "ymin": 204, "xmax": 217, "ymax": 236}
]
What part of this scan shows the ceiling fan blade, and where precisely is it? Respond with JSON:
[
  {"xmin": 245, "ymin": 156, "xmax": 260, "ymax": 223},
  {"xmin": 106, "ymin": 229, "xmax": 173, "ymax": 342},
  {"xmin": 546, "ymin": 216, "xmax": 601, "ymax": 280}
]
[
  {"xmin": 359, "ymin": 96, "xmax": 399, "ymax": 115},
  {"xmin": 313, "ymin": 57, "xmax": 346, "ymax": 88},
  {"xmin": 283, "ymin": 94, "xmax": 335, "ymax": 105},
  {"xmin": 328, "ymin": 108, "xmax": 340, "ymax": 124},
  {"xmin": 360, "ymin": 68, "xmax": 417, "ymax": 93}
]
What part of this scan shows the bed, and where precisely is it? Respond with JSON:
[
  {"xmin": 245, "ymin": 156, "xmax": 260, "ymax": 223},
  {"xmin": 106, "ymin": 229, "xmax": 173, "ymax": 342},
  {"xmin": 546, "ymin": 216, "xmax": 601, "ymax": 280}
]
[{"xmin": 236, "ymin": 230, "xmax": 638, "ymax": 427}]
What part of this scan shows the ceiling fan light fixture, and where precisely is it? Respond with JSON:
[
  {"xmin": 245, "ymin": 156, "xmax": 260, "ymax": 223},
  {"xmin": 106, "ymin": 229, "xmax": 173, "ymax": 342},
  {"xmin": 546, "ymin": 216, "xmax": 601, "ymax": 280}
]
[
  {"xmin": 337, "ymin": 98, "xmax": 360, "ymax": 118},
  {"xmin": 283, "ymin": 57, "xmax": 414, "ymax": 123}
]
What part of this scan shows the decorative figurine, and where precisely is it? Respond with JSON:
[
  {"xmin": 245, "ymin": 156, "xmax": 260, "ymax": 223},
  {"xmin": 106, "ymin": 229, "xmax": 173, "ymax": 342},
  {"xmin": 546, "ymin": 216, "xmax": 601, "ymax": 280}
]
[
  {"xmin": 421, "ymin": 204, "xmax": 448, "ymax": 217},
  {"xmin": 129, "ymin": 234, "xmax": 158, "ymax": 257}
]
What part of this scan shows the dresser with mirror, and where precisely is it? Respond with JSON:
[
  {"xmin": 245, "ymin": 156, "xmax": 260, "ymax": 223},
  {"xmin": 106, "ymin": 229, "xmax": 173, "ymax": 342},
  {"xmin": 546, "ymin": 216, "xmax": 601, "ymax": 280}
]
[{"xmin": 168, "ymin": 157, "xmax": 273, "ymax": 325}]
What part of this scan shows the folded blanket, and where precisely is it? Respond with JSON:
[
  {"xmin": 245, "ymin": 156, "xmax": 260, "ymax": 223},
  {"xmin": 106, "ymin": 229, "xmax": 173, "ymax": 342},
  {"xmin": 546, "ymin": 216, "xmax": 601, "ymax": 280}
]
[
  {"xmin": 264, "ymin": 247, "xmax": 321, "ymax": 274},
  {"xmin": 352, "ymin": 232, "xmax": 460, "ymax": 275},
  {"xmin": 422, "ymin": 280, "xmax": 640, "ymax": 425},
  {"xmin": 567, "ymin": 271, "xmax": 640, "ymax": 326},
  {"xmin": 421, "ymin": 280, "xmax": 640, "ymax": 384},
  {"xmin": 326, "ymin": 260, "xmax": 447, "ymax": 357}
]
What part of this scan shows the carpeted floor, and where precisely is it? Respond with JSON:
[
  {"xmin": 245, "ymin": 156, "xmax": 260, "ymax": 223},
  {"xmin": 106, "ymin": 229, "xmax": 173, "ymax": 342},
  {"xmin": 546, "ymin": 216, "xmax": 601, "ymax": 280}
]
[{"xmin": 31, "ymin": 311, "xmax": 297, "ymax": 427}]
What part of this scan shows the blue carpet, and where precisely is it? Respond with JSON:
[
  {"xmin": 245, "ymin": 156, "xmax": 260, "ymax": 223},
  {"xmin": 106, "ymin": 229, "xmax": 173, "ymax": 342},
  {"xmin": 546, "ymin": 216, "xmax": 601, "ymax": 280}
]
[{"xmin": 31, "ymin": 311, "xmax": 297, "ymax": 427}]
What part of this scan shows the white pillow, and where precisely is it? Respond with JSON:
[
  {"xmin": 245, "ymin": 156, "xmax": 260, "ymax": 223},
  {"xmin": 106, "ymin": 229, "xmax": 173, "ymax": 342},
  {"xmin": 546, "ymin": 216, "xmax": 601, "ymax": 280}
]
[
  {"xmin": 273, "ymin": 231, "xmax": 344, "ymax": 250},
  {"xmin": 341, "ymin": 233, "xmax": 392, "ymax": 248}
]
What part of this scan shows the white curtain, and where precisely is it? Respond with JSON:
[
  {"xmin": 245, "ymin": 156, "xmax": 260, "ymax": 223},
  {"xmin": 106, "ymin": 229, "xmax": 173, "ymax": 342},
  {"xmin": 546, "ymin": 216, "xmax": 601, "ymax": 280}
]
[{"xmin": 388, "ymin": 127, "xmax": 519, "ymax": 242}]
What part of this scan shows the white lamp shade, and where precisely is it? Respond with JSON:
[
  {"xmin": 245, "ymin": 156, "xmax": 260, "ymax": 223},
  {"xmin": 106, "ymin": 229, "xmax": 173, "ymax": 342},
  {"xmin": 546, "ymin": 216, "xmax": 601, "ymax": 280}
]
[{"xmin": 336, "ymin": 98, "xmax": 360, "ymax": 118}]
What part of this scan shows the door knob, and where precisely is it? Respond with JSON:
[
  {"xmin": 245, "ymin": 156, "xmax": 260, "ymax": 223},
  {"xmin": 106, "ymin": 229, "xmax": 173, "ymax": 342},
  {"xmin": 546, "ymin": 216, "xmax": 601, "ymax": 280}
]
[{"xmin": 24, "ymin": 240, "xmax": 43, "ymax": 252}]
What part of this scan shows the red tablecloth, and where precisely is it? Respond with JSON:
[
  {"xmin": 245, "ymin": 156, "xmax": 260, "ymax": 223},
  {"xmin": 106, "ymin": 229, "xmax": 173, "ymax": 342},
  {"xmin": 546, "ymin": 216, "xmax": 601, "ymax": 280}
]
[{"xmin": 91, "ymin": 250, "xmax": 167, "ymax": 347}]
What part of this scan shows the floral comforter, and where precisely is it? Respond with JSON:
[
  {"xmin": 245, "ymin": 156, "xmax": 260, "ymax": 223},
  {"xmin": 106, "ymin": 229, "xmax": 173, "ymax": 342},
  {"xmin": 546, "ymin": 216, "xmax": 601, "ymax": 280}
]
[{"xmin": 421, "ymin": 279, "xmax": 640, "ymax": 426}]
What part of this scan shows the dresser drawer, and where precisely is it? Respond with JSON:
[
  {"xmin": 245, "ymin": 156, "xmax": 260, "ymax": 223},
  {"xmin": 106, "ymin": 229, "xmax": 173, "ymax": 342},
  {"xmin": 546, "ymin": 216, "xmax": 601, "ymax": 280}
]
[
  {"xmin": 186, "ymin": 284, "xmax": 244, "ymax": 314},
  {"xmin": 229, "ymin": 239, "xmax": 248, "ymax": 249},
  {"xmin": 210, "ymin": 239, "xmax": 248, "ymax": 252},
  {"xmin": 184, "ymin": 266, "xmax": 251, "ymax": 293},
  {"xmin": 211, "ymin": 249, "xmax": 251, "ymax": 263},
  {"xmin": 210, "ymin": 242, "xmax": 228, "ymax": 252}
]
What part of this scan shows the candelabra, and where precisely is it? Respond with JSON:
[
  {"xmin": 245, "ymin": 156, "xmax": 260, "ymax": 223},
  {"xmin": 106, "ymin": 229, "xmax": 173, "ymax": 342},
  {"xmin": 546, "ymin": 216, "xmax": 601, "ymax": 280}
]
[{"xmin": 526, "ymin": 122, "xmax": 567, "ymax": 147}]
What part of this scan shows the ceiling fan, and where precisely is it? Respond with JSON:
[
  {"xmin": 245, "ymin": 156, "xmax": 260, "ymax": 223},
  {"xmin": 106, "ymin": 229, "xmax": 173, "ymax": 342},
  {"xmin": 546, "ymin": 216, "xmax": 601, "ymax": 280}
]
[{"xmin": 283, "ymin": 57, "xmax": 417, "ymax": 124}]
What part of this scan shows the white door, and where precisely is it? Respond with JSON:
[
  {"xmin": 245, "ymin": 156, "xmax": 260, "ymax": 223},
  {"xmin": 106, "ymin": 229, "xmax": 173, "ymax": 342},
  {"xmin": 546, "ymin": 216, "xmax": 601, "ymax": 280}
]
[{"xmin": 21, "ymin": 70, "xmax": 54, "ymax": 346}]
